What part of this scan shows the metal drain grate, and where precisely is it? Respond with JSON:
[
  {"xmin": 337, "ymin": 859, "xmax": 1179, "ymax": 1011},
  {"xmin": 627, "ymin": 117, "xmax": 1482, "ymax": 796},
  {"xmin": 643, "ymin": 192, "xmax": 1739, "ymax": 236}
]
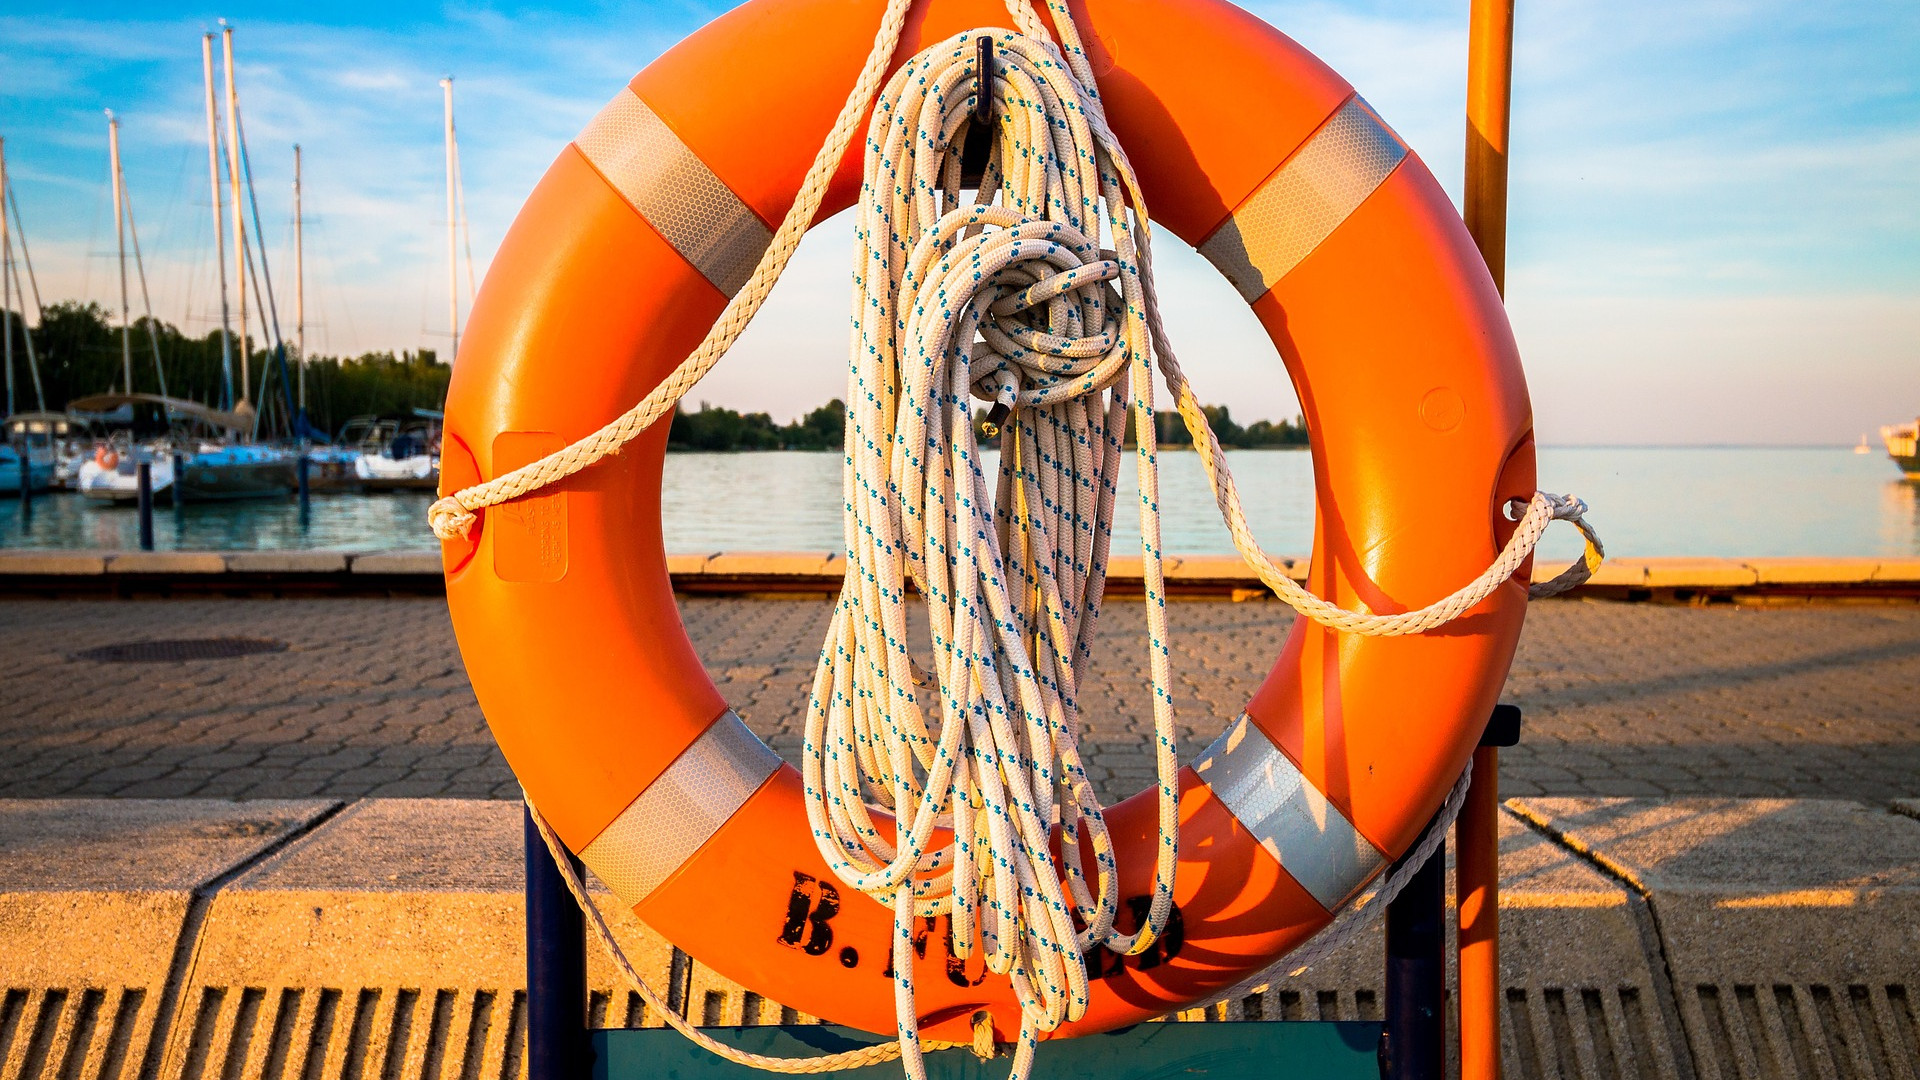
[{"xmin": 71, "ymin": 638, "xmax": 289, "ymax": 663}]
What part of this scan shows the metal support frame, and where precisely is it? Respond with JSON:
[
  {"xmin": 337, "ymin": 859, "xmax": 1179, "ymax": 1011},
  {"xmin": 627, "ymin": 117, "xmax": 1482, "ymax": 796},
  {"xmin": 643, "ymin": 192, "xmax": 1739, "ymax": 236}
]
[
  {"xmin": 526, "ymin": 805, "xmax": 589, "ymax": 1080},
  {"xmin": 524, "ymin": 708, "xmax": 1519, "ymax": 1079},
  {"xmin": 1382, "ymin": 818, "xmax": 1447, "ymax": 1080}
]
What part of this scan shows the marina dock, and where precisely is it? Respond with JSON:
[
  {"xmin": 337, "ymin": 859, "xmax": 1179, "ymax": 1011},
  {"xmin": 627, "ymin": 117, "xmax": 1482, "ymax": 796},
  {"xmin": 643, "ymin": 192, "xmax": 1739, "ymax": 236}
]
[{"xmin": 3, "ymin": 566, "xmax": 1917, "ymax": 1078}]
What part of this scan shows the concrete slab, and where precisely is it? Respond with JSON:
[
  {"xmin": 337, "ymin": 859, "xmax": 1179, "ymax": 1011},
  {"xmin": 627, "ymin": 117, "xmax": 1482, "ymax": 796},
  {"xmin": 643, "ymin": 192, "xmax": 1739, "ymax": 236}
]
[
  {"xmin": 1162, "ymin": 555, "xmax": 1248, "ymax": 580},
  {"xmin": 222, "ymin": 551, "xmax": 350, "ymax": 574},
  {"xmin": 1569, "ymin": 559, "xmax": 1644, "ymax": 587},
  {"xmin": 0, "ymin": 800, "xmax": 335, "ymax": 1080},
  {"xmin": 105, "ymin": 552, "xmax": 228, "ymax": 575},
  {"xmin": 1639, "ymin": 558, "xmax": 1759, "ymax": 588},
  {"xmin": 1873, "ymin": 557, "xmax": 1920, "ymax": 582},
  {"xmin": 1508, "ymin": 797, "xmax": 1920, "ymax": 1080},
  {"xmin": 0, "ymin": 551, "xmax": 109, "ymax": 575},
  {"xmin": 348, "ymin": 552, "xmax": 441, "ymax": 575},
  {"xmin": 1212, "ymin": 809, "xmax": 1682, "ymax": 1078},
  {"xmin": 175, "ymin": 799, "xmax": 721, "ymax": 1080},
  {"xmin": 1741, "ymin": 558, "xmax": 1880, "ymax": 585},
  {"xmin": 701, "ymin": 552, "xmax": 837, "ymax": 577},
  {"xmin": 666, "ymin": 553, "xmax": 718, "ymax": 576}
]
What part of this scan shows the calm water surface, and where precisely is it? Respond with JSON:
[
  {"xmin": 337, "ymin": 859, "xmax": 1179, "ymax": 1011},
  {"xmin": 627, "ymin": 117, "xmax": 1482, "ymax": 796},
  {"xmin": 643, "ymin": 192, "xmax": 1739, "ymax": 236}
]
[{"xmin": 2, "ymin": 447, "xmax": 1915, "ymax": 559}]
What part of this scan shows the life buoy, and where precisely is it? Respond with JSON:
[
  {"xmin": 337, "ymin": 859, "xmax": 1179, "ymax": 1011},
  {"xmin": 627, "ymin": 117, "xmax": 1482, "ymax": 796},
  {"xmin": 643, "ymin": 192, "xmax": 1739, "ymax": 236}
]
[{"xmin": 442, "ymin": 0, "xmax": 1534, "ymax": 1042}]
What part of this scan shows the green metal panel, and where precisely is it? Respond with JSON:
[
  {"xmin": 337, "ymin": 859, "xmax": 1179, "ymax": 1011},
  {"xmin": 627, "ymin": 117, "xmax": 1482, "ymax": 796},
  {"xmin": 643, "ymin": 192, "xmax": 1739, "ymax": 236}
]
[{"xmin": 591, "ymin": 1021, "xmax": 1382, "ymax": 1080}]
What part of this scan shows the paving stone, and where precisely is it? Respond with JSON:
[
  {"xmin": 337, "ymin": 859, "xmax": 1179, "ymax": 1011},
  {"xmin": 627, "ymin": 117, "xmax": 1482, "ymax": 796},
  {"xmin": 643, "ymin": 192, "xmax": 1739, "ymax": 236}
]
[{"xmin": 3, "ymin": 598, "xmax": 1918, "ymax": 806}]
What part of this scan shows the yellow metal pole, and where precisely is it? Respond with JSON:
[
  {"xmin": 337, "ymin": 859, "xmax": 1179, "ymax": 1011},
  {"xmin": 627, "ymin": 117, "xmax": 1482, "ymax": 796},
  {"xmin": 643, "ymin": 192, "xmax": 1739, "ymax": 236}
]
[{"xmin": 1459, "ymin": 3, "xmax": 1516, "ymax": 1079}]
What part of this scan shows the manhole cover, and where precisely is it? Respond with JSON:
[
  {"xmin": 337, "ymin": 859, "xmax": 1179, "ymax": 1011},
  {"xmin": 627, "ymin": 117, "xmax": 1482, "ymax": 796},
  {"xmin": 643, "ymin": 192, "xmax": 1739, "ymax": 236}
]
[{"xmin": 73, "ymin": 638, "xmax": 290, "ymax": 663}]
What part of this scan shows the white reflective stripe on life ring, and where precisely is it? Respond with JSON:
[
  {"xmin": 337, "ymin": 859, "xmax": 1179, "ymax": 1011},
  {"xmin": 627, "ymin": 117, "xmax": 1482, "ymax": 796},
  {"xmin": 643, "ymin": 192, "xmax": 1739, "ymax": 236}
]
[
  {"xmin": 1197, "ymin": 95, "xmax": 1407, "ymax": 304},
  {"xmin": 573, "ymin": 88, "xmax": 774, "ymax": 298},
  {"xmin": 1192, "ymin": 714, "xmax": 1387, "ymax": 913},
  {"xmin": 580, "ymin": 709, "xmax": 782, "ymax": 905}
]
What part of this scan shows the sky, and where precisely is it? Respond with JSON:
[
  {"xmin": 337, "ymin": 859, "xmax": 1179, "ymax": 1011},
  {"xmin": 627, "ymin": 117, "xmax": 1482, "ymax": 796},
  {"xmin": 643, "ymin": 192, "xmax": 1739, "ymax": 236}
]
[{"xmin": 1, "ymin": 0, "xmax": 1915, "ymax": 445}]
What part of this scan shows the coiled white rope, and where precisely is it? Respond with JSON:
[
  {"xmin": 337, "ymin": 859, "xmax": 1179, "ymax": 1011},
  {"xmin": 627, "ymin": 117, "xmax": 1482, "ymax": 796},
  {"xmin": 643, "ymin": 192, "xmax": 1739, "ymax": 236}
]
[
  {"xmin": 806, "ymin": 24, "xmax": 1179, "ymax": 1080},
  {"xmin": 449, "ymin": 0, "xmax": 1605, "ymax": 1077}
]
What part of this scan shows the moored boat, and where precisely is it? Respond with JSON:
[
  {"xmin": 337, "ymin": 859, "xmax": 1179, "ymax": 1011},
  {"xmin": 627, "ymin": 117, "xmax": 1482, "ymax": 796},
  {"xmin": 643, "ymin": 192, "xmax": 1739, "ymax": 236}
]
[
  {"xmin": 76, "ymin": 439, "xmax": 176, "ymax": 503},
  {"xmin": 1883, "ymin": 419, "xmax": 1920, "ymax": 479},
  {"xmin": 173, "ymin": 441, "xmax": 297, "ymax": 501},
  {"xmin": 348, "ymin": 416, "xmax": 440, "ymax": 492},
  {"xmin": 68, "ymin": 393, "xmax": 296, "ymax": 502},
  {"xmin": 0, "ymin": 413, "xmax": 65, "ymax": 493}
]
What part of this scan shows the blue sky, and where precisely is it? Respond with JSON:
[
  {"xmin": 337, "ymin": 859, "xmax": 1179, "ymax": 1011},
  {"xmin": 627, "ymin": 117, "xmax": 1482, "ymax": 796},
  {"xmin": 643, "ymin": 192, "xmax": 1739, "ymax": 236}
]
[{"xmin": 2, "ymin": 0, "xmax": 1915, "ymax": 444}]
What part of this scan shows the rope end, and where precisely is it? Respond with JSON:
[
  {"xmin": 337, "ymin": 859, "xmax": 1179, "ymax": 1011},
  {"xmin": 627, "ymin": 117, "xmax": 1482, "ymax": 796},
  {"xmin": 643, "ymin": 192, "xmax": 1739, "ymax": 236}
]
[
  {"xmin": 970, "ymin": 1012, "xmax": 995, "ymax": 1061},
  {"xmin": 428, "ymin": 496, "xmax": 477, "ymax": 541}
]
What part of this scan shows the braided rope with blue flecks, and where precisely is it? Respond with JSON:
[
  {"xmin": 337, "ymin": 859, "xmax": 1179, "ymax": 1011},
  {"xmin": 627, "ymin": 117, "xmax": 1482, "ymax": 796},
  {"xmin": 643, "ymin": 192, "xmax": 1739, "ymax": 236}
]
[
  {"xmin": 802, "ymin": 24, "xmax": 1180, "ymax": 1080},
  {"xmin": 450, "ymin": 0, "xmax": 1605, "ymax": 1075}
]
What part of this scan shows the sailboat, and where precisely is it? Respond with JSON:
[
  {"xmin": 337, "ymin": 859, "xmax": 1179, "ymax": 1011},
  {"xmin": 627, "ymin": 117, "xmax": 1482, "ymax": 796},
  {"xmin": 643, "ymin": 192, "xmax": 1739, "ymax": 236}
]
[
  {"xmin": 76, "ymin": 87, "xmax": 297, "ymax": 504},
  {"xmin": 1, "ymin": 134, "xmax": 56, "ymax": 494}
]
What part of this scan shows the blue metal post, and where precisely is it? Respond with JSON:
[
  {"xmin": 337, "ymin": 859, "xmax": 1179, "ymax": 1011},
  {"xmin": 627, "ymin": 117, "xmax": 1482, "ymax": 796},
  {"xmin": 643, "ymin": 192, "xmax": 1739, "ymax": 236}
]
[
  {"xmin": 16, "ymin": 441, "xmax": 28, "ymax": 519},
  {"xmin": 526, "ymin": 805, "xmax": 588, "ymax": 1080},
  {"xmin": 1383, "ymin": 819, "xmax": 1446, "ymax": 1080},
  {"xmin": 136, "ymin": 460, "xmax": 154, "ymax": 551}
]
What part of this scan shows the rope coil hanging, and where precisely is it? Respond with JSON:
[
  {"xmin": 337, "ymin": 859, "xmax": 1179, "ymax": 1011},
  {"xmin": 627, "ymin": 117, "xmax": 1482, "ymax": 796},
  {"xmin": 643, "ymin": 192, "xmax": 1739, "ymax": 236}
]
[{"xmin": 437, "ymin": 0, "xmax": 1604, "ymax": 1077}]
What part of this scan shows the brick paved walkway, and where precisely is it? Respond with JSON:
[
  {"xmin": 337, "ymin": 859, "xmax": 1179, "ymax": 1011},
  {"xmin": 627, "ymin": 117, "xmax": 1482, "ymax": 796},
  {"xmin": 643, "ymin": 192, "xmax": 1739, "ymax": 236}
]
[{"xmin": 3, "ymin": 597, "xmax": 1916, "ymax": 803}]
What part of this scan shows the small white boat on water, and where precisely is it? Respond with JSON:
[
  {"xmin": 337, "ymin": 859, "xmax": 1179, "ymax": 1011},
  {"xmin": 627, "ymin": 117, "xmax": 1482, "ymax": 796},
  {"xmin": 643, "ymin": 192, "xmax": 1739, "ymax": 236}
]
[
  {"xmin": 354, "ymin": 450, "xmax": 437, "ymax": 490},
  {"xmin": 76, "ymin": 442, "xmax": 176, "ymax": 502},
  {"xmin": 343, "ymin": 415, "xmax": 441, "ymax": 492}
]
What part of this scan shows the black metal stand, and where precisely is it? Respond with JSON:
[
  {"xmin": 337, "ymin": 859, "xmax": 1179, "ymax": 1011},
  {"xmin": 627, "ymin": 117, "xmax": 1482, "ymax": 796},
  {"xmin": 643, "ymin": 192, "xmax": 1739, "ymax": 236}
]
[
  {"xmin": 526, "ymin": 805, "xmax": 589, "ymax": 1080},
  {"xmin": 1381, "ymin": 824, "xmax": 1446, "ymax": 1080}
]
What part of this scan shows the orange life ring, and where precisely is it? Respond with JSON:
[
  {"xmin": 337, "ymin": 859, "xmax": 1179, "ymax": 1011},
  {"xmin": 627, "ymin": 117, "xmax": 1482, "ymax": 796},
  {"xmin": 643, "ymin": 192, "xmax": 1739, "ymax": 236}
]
[{"xmin": 442, "ymin": 0, "xmax": 1534, "ymax": 1042}]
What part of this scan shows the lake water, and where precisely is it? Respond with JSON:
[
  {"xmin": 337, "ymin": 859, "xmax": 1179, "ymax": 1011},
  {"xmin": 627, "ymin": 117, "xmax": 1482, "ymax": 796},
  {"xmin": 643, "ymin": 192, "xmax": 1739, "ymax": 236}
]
[{"xmin": 2, "ymin": 447, "xmax": 1916, "ymax": 560}]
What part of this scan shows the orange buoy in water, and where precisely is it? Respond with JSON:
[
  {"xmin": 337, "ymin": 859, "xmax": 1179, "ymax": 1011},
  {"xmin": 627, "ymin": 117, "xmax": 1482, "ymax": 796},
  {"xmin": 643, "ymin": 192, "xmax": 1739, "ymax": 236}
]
[{"xmin": 441, "ymin": 0, "xmax": 1535, "ymax": 1043}]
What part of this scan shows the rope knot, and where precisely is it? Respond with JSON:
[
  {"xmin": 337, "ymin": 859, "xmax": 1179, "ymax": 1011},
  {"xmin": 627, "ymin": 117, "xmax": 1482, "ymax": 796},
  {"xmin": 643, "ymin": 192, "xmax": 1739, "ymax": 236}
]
[
  {"xmin": 1541, "ymin": 491, "xmax": 1589, "ymax": 522},
  {"xmin": 428, "ymin": 496, "xmax": 477, "ymax": 541}
]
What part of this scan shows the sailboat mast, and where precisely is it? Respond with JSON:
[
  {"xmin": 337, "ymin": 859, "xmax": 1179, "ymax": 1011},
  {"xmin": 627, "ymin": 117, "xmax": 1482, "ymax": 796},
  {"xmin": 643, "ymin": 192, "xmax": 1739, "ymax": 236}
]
[
  {"xmin": 222, "ymin": 24, "xmax": 250, "ymax": 416},
  {"xmin": 107, "ymin": 110, "xmax": 134, "ymax": 397},
  {"xmin": 202, "ymin": 33, "xmax": 234, "ymax": 411},
  {"xmin": 1, "ymin": 168, "xmax": 46, "ymax": 413},
  {"xmin": 441, "ymin": 77, "xmax": 458, "ymax": 364},
  {"xmin": 293, "ymin": 144, "xmax": 304, "ymax": 414},
  {"xmin": 2, "ymin": 136, "xmax": 13, "ymax": 418}
]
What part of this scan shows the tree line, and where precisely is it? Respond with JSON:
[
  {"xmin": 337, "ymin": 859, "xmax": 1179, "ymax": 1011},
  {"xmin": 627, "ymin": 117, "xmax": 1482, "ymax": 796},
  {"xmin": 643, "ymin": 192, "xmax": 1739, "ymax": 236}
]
[
  {"xmin": 3, "ymin": 301, "xmax": 1308, "ymax": 451},
  {"xmin": 667, "ymin": 400, "xmax": 1308, "ymax": 451},
  {"xmin": 2, "ymin": 301, "xmax": 451, "ymax": 438}
]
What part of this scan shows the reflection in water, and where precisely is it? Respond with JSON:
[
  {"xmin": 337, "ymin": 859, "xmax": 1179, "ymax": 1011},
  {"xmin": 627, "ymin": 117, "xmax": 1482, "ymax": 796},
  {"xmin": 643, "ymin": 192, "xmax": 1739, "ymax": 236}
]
[
  {"xmin": 1884, "ymin": 480, "xmax": 1920, "ymax": 556},
  {"xmin": 2, "ymin": 447, "xmax": 1918, "ymax": 558}
]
